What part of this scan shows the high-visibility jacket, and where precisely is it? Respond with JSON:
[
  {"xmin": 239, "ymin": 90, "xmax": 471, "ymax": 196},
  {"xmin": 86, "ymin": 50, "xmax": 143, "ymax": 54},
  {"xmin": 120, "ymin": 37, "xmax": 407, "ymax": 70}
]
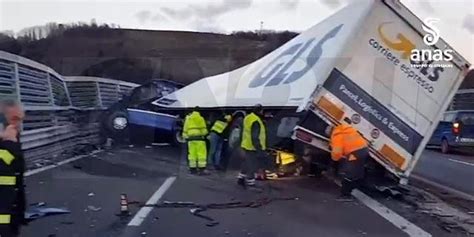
[
  {"xmin": 211, "ymin": 120, "xmax": 229, "ymax": 134},
  {"xmin": 241, "ymin": 113, "xmax": 266, "ymax": 151},
  {"xmin": 330, "ymin": 124, "xmax": 367, "ymax": 162},
  {"xmin": 183, "ymin": 111, "xmax": 208, "ymax": 140},
  {"xmin": 0, "ymin": 139, "xmax": 25, "ymax": 227}
]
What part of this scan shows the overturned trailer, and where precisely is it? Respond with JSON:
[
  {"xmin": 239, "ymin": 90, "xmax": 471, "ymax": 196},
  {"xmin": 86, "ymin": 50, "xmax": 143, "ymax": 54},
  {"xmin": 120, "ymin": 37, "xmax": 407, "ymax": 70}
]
[{"xmin": 138, "ymin": 0, "xmax": 470, "ymax": 184}]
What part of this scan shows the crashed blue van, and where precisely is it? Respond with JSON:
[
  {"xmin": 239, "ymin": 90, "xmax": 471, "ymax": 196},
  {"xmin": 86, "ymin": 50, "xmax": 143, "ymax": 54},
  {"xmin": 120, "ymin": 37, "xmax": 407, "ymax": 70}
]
[{"xmin": 101, "ymin": 79, "xmax": 184, "ymax": 144}]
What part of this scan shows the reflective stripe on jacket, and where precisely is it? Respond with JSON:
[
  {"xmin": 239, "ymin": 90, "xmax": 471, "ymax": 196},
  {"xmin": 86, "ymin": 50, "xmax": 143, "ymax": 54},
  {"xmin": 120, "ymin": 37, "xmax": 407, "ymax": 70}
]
[
  {"xmin": 0, "ymin": 214, "xmax": 11, "ymax": 224},
  {"xmin": 330, "ymin": 124, "xmax": 367, "ymax": 161},
  {"xmin": 182, "ymin": 111, "xmax": 208, "ymax": 139},
  {"xmin": 211, "ymin": 120, "xmax": 228, "ymax": 134},
  {"xmin": 0, "ymin": 141, "xmax": 25, "ymax": 226},
  {"xmin": 241, "ymin": 113, "xmax": 266, "ymax": 151}
]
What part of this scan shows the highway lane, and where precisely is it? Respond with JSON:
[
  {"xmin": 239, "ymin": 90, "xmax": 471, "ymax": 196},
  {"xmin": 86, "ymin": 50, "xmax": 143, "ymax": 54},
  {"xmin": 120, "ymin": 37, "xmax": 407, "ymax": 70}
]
[
  {"xmin": 19, "ymin": 145, "xmax": 461, "ymax": 237},
  {"xmin": 412, "ymin": 149, "xmax": 474, "ymax": 197},
  {"xmin": 21, "ymin": 146, "xmax": 183, "ymax": 237}
]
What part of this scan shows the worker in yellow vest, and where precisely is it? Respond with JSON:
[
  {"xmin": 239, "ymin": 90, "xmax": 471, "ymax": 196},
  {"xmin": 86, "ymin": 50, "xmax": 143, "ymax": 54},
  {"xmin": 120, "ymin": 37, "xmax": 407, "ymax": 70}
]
[
  {"xmin": 0, "ymin": 100, "xmax": 26, "ymax": 237},
  {"xmin": 208, "ymin": 114, "xmax": 232, "ymax": 170},
  {"xmin": 238, "ymin": 105, "xmax": 266, "ymax": 187},
  {"xmin": 182, "ymin": 107, "xmax": 209, "ymax": 175}
]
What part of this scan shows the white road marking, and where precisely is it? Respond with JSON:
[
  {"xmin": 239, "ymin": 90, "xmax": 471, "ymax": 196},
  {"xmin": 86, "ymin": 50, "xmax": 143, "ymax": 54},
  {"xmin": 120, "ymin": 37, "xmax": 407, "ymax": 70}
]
[
  {"xmin": 324, "ymin": 173, "xmax": 431, "ymax": 237},
  {"xmin": 128, "ymin": 176, "xmax": 176, "ymax": 227},
  {"xmin": 352, "ymin": 190, "xmax": 432, "ymax": 237},
  {"xmin": 448, "ymin": 158, "xmax": 474, "ymax": 167},
  {"xmin": 25, "ymin": 150, "xmax": 101, "ymax": 177}
]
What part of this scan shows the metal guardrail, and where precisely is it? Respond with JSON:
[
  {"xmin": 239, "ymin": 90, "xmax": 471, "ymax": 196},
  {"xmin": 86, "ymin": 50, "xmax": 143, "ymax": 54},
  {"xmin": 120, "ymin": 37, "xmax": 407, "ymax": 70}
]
[
  {"xmin": 449, "ymin": 89, "xmax": 474, "ymax": 111},
  {"xmin": 0, "ymin": 50, "xmax": 139, "ymax": 167},
  {"xmin": 64, "ymin": 76, "xmax": 136, "ymax": 109}
]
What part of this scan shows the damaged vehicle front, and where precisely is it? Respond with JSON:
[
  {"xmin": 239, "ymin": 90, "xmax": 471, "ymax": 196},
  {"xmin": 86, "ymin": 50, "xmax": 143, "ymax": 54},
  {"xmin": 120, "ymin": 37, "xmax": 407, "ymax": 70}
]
[{"xmin": 101, "ymin": 79, "xmax": 184, "ymax": 144}]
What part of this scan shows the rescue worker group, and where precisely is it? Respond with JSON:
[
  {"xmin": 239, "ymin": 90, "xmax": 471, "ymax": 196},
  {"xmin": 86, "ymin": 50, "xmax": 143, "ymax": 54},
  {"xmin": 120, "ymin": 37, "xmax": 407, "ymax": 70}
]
[
  {"xmin": 182, "ymin": 104, "xmax": 369, "ymax": 196},
  {"xmin": 1, "ymin": 101, "xmax": 370, "ymax": 236}
]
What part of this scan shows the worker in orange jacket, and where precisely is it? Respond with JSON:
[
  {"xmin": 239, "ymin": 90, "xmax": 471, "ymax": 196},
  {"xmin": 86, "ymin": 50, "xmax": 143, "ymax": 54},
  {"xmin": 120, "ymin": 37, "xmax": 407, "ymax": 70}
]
[{"xmin": 326, "ymin": 118, "xmax": 369, "ymax": 198}]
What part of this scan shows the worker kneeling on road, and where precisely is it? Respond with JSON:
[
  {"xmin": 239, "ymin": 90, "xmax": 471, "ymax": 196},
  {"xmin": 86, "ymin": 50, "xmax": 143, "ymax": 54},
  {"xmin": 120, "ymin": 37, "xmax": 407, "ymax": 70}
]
[
  {"xmin": 238, "ymin": 104, "xmax": 266, "ymax": 187},
  {"xmin": 183, "ymin": 107, "xmax": 209, "ymax": 175},
  {"xmin": 327, "ymin": 118, "xmax": 368, "ymax": 198},
  {"xmin": 0, "ymin": 100, "xmax": 26, "ymax": 237},
  {"xmin": 208, "ymin": 114, "xmax": 232, "ymax": 170}
]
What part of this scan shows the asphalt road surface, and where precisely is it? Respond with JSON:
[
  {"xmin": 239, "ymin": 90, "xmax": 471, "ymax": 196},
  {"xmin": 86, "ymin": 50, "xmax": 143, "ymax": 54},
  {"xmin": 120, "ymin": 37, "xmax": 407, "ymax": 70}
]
[
  {"xmin": 19, "ymin": 145, "xmax": 467, "ymax": 237},
  {"xmin": 413, "ymin": 149, "xmax": 474, "ymax": 197}
]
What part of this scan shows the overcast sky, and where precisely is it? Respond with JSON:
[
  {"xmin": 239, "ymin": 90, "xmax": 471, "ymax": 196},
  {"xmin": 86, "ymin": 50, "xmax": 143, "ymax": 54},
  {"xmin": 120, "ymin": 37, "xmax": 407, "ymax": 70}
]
[{"xmin": 0, "ymin": 0, "xmax": 473, "ymax": 64}]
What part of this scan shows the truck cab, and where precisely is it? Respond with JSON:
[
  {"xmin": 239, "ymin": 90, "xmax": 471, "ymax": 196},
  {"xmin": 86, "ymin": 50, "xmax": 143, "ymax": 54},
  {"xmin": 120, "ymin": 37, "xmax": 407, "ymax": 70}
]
[{"xmin": 428, "ymin": 110, "xmax": 474, "ymax": 153}]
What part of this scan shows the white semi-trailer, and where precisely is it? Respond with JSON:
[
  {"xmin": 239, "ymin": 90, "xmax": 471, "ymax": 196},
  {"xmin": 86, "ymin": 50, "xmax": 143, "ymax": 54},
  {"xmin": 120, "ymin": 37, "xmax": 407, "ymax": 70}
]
[{"xmin": 151, "ymin": 0, "xmax": 470, "ymax": 183}]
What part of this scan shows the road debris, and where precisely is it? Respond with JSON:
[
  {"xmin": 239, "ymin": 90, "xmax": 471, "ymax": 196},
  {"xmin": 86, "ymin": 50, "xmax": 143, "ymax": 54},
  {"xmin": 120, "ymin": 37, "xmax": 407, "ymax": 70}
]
[
  {"xmin": 30, "ymin": 202, "xmax": 46, "ymax": 207},
  {"xmin": 138, "ymin": 197, "xmax": 298, "ymax": 227},
  {"xmin": 401, "ymin": 186, "xmax": 474, "ymax": 234},
  {"xmin": 60, "ymin": 221, "xmax": 75, "ymax": 225},
  {"xmin": 87, "ymin": 205, "xmax": 102, "ymax": 212},
  {"xmin": 88, "ymin": 192, "xmax": 95, "ymax": 197},
  {"xmin": 374, "ymin": 185, "xmax": 402, "ymax": 198},
  {"xmin": 25, "ymin": 206, "xmax": 71, "ymax": 221}
]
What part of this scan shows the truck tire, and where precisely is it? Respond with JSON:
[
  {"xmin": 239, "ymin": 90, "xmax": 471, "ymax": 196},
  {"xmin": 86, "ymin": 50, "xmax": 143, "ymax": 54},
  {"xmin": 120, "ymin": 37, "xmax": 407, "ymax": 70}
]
[{"xmin": 441, "ymin": 139, "xmax": 450, "ymax": 154}]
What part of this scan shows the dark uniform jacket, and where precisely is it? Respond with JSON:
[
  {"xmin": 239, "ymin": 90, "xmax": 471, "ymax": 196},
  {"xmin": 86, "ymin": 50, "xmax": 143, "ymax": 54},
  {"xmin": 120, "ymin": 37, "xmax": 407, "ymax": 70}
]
[{"xmin": 0, "ymin": 138, "xmax": 26, "ymax": 234}]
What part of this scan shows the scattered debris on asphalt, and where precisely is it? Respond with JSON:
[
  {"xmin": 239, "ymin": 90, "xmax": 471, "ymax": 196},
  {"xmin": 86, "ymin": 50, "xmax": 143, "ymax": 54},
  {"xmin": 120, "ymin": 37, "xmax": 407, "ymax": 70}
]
[
  {"xmin": 105, "ymin": 138, "xmax": 113, "ymax": 148},
  {"xmin": 190, "ymin": 208, "xmax": 219, "ymax": 227},
  {"xmin": 25, "ymin": 206, "xmax": 71, "ymax": 221},
  {"xmin": 30, "ymin": 202, "xmax": 46, "ymax": 207},
  {"xmin": 88, "ymin": 192, "xmax": 95, "ymax": 197},
  {"xmin": 374, "ymin": 185, "xmax": 402, "ymax": 198},
  {"xmin": 137, "ymin": 197, "xmax": 299, "ymax": 227},
  {"xmin": 87, "ymin": 205, "xmax": 102, "ymax": 212},
  {"xmin": 400, "ymin": 186, "xmax": 474, "ymax": 234},
  {"xmin": 60, "ymin": 221, "xmax": 75, "ymax": 225}
]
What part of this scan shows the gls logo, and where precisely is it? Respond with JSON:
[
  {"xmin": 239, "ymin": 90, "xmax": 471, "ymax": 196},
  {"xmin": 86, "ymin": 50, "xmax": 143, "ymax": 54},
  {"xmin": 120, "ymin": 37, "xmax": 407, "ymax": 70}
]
[{"xmin": 249, "ymin": 24, "xmax": 343, "ymax": 88}]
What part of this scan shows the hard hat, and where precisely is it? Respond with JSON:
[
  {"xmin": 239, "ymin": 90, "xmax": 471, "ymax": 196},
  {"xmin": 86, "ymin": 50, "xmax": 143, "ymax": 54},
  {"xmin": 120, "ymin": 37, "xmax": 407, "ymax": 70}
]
[{"xmin": 224, "ymin": 115, "xmax": 232, "ymax": 122}]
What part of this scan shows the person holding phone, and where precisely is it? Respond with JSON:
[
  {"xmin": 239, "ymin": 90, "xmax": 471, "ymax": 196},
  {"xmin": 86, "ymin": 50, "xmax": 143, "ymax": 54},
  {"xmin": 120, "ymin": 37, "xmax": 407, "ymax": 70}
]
[{"xmin": 0, "ymin": 100, "xmax": 26, "ymax": 237}]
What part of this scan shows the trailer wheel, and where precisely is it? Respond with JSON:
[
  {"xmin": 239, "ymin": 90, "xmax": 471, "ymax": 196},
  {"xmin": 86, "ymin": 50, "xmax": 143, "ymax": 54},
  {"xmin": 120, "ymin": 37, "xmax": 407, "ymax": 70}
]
[{"xmin": 441, "ymin": 139, "xmax": 450, "ymax": 154}]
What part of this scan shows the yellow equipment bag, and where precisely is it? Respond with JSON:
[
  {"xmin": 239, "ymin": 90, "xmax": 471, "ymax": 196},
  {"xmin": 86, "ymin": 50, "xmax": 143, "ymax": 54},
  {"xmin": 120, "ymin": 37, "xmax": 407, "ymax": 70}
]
[{"xmin": 276, "ymin": 151, "xmax": 296, "ymax": 165}]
